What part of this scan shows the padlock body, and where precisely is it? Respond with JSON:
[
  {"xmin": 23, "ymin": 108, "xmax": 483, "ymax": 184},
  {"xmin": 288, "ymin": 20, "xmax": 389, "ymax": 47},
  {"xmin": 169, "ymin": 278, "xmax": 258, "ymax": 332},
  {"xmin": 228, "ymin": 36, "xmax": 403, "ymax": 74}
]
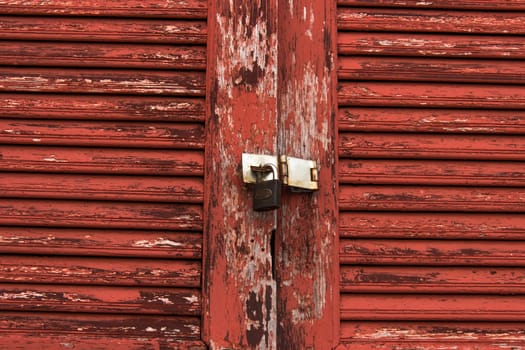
[{"xmin": 253, "ymin": 179, "xmax": 281, "ymax": 211}]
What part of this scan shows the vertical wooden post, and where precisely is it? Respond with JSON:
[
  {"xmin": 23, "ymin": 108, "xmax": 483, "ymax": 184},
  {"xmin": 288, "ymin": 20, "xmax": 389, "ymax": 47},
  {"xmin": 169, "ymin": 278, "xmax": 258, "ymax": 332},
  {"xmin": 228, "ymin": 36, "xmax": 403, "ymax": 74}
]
[
  {"xmin": 204, "ymin": 1, "xmax": 278, "ymax": 349},
  {"xmin": 276, "ymin": 0, "xmax": 339, "ymax": 348}
]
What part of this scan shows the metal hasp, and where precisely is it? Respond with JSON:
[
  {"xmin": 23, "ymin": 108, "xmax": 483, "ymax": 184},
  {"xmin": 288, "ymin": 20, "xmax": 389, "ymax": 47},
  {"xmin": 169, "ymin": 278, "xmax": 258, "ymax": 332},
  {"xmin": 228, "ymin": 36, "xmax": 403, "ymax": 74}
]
[
  {"xmin": 242, "ymin": 153, "xmax": 319, "ymax": 191},
  {"xmin": 279, "ymin": 155, "xmax": 319, "ymax": 191}
]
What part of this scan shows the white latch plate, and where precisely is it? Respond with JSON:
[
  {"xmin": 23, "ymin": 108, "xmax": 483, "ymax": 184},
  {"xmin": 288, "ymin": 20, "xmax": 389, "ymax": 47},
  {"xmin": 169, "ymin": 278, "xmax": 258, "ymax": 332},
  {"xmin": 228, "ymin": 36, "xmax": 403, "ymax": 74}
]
[{"xmin": 281, "ymin": 156, "xmax": 318, "ymax": 191}]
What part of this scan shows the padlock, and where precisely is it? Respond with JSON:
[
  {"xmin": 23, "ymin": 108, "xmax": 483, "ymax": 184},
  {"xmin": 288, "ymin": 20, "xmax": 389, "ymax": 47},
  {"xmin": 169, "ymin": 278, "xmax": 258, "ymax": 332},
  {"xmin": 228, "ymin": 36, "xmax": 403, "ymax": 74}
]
[{"xmin": 252, "ymin": 164, "xmax": 281, "ymax": 211}]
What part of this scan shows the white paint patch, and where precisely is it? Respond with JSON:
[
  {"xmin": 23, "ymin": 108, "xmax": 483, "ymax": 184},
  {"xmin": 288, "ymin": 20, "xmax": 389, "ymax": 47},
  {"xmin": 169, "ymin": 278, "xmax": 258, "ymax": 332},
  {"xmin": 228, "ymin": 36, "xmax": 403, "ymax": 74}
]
[
  {"xmin": 145, "ymin": 327, "xmax": 157, "ymax": 332},
  {"xmin": 132, "ymin": 238, "xmax": 182, "ymax": 248},
  {"xmin": 43, "ymin": 155, "xmax": 67, "ymax": 162},
  {"xmin": 184, "ymin": 295, "xmax": 199, "ymax": 304}
]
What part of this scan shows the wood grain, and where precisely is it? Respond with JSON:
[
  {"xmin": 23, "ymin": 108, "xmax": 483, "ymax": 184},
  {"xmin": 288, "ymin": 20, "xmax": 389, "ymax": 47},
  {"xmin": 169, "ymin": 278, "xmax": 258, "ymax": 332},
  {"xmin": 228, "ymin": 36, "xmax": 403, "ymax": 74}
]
[
  {"xmin": 0, "ymin": 199, "xmax": 203, "ymax": 230},
  {"xmin": 0, "ymin": 0, "xmax": 207, "ymax": 18},
  {"xmin": 0, "ymin": 119, "xmax": 204, "ymax": 148},
  {"xmin": 0, "ymin": 227, "xmax": 202, "ymax": 258},
  {"xmin": 0, "ymin": 16, "xmax": 206, "ymax": 43}
]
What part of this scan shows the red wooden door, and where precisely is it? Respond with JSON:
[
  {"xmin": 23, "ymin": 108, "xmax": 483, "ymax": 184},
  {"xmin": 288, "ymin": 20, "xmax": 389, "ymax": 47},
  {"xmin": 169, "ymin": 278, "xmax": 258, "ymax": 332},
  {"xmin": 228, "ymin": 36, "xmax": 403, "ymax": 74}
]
[
  {"xmin": 0, "ymin": 1, "xmax": 207, "ymax": 348},
  {"xmin": 337, "ymin": 0, "xmax": 525, "ymax": 348}
]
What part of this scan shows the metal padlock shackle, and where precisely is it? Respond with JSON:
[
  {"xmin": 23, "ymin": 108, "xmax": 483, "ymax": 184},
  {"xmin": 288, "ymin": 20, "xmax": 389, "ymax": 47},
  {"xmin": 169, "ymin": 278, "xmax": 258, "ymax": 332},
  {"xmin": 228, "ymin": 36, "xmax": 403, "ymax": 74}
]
[{"xmin": 250, "ymin": 163, "xmax": 279, "ymax": 181}]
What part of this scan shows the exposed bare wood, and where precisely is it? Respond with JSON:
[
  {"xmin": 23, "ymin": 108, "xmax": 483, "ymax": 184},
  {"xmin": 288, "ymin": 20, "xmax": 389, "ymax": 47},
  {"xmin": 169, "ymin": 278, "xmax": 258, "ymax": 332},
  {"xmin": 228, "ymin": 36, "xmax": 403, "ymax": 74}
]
[
  {"xmin": 340, "ymin": 133, "xmax": 525, "ymax": 160},
  {"xmin": 0, "ymin": 199, "xmax": 203, "ymax": 230},
  {"xmin": 0, "ymin": 17, "xmax": 206, "ymax": 43},
  {"xmin": 0, "ymin": 120, "xmax": 204, "ymax": 148},
  {"xmin": 0, "ymin": 284, "xmax": 200, "ymax": 315},
  {"xmin": 340, "ymin": 159, "xmax": 525, "ymax": 186},
  {"xmin": 340, "ymin": 212, "xmax": 525, "ymax": 240},
  {"xmin": 339, "ymin": 108, "xmax": 525, "ymax": 134},
  {"xmin": 0, "ymin": 312, "xmax": 202, "ymax": 342},
  {"xmin": 339, "ymin": 56, "xmax": 525, "ymax": 84},
  {"xmin": 341, "ymin": 266, "xmax": 525, "ymax": 293},
  {"xmin": 0, "ymin": 173, "xmax": 203, "ymax": 203},
  {"xmin": 0, "ymin": 94, "xmax": 205, "ymax": 122},
  {"xmin": 0, "ymin": 146, "xmax": 203, "ymax": 175},
  {"xmin": 338, "ymin": 8, "xmax": 525, "ymax": 34},
  {"xmin": 0, "ymin": 255, "xmax": 200, "ymax": 287},
  {"xmin": 340, "ymin": 239, "xmax": 525, "ymax": 265},
  {"xmin": 340, "ymin": 185, "xmax": 525, "ymax": 212},
  {"xmin": 338, "ymin": 82, "xmax": 525, "ymax": 109},
  {"xmin": 0, "ymin": 42, "xmax": 206, "ymax": 70},
  {"xmin": 340, "ymin": 321, "xmax": 525, "ymax": 348},
  {"xmin": 0, "ymin": 0, "xmax": 207, "ymax": 18},
  {"xmin": 0, "ymin": 68, "xmax": 205, "ymax": 96},
  {"xmin": 0, "ymin": 227, "xmax": 202, "ymax": 258},
  {"xmin": 337, "ymin": 0, "xmax": 525, "ymax": 10},
  {"xmin": 338, "ymin": 33, "xmax": 525, "ymax": 59},
  {"xmin": 341, "ymin": 294, "xmax": 525, "ymax": 321}
]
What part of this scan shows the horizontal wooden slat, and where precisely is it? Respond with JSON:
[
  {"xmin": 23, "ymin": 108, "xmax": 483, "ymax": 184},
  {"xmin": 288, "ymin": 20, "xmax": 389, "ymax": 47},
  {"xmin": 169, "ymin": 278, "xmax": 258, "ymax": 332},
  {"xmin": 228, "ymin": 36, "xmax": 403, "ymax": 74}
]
[
  {"xmin": 0, "ymin": 146, "xmax": 203, "ymax": 175},
  {"xmin": 338, "ymin": 82, "xmax": 525, "ymax": 108},
  {"xmin": 338, "ymin": 33, "xmax": 525, "ymax": 59},
  {"xmin": 0, "ymin": 0, "xmax": 207, "ymax": 18},
  {"xmin": 0, "ymin": 284, "xmax": 200, "ymax": 315},
  {"xmin": 0, "ymin": 199, "xmax": 202, "ymax": 230},
  {"xmin": 340, "ymin": 186, "xmax": 525, "ymax": 212},
  {"xmin": 340, "ymin": 159, "xmax": 525, "ymax": 186},
  {"xmin": 340, "ymin": 212, "xmax": 525, "ymax": 239},
  {"xmin": 0, "ymin": 120, "xmax": 204, "ymax": 148},
  {"xmin": 338, "ymin": 8, "xmax": 525, "ymax": 34},
  {"xmin": 0, "ymin": 68, "xmax": 205, "ymax": 96},
  {"xmin": 340, "ymin": 239, "xmax": 525, "ymax": 265},
  {"xmin": 340, "ymin": 133, "xmax": 525, "ymax": 160},
  {"xmin": 0, "ymin": 173, "xmax": 203, "ymax": 203},
  {"xmin": 342, "ymin": 266, "xmax": 525, "ymax": 293},
  {"xmin": 0, "ymin": 312, "xmax": 202, "ymax": 342},
  {"xmin": 0, "ymin": 17, "xmax": 206, "ymax": 43},
  {"xmin": 338, "ymin": 57, "xmax": 525, "ymax": 84},
  {"xmin": 0, "ymin": 42, "xmax": 206, "ymax": 70},
  {"xmin": 0, "ymin": 227, "xmax": 201, "ymax": 258},
  {"xmin": 341, "ymin": 321, "xmax": 525, "ymax": 347},
  {"xmin": 0, "ymin": 256, "xmax": 200, "ymax": 287},
  {"xmin": 0, "ymin": 93, "xmax": 205, "ymax": 121},
  {"xmin": 341, "ymin": 295, "xmax": 525, "ymax": 321},
  {"xmin": 339, "ymin": 108, "xmax": 525, "ymax": 134}
]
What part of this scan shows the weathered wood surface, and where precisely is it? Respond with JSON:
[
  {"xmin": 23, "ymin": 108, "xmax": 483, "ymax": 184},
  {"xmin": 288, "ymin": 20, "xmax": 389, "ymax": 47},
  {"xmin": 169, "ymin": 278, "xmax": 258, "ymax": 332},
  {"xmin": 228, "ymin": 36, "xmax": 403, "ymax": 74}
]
[
  {"xmin": 204, "ymin": 1, "xmax": 278, "ymax": 348},
  {"xmin": 0, "ymin": 42, "xmax": 206, "ymax": 70},
  {"xmin": 0, "ymin": 120, "xmax": 204, "ymax": 148},
  {"xmin": 0, "ymin": 0, "xmax": 207, "ymax": 18},
  {"xmin": 341, "ymin": 266, "xmax": 525, "ymax": 293},
  {"xmin": 338, "ymin": 82, "xmax": 525, "ymax": 108},
  {"xmin": 340, "ymin": 133, "xmax": 525, "ymax": 160},
  {"xmin": 0, "ymin": 313, "xmax": 203, "ymax": 345},
  {"xmin": 0, "ymin": 256, "xmax": 200, "ymax": 287},
  {"xmin": 340, "ymin": 186, "xmax": 525, "ymax": 212},
  {"xmin": 0, "ymin": 173, "xmax": 203, "ymax": 202},
  {"xmin": 0, "ymin": 284, "xmax": 200, "ymax": 315},
  {"xmin": 0, "ymin": 94, "xmax": 205, "ymax": 121},
  {"xmin": 0, "ymin": 199, "xmax": 203, "ymax": 230},
  {"xmin": 0, "ymin": 17, "xmax": 206, "ymax": 43},
  {"xmin": 339, "ymin": 33, "xmax": 525, "ymax": 59},
  {"xmin": 0, "ymin": 227, "xmax": 202, "ymax": 258},
  {"xmin": 339, "ymin": 108, "xmax": 525, "ymax": 134},
  {"xmin": 338, "ymin": 0, "xmax": 525, "ymax": 10},
  {"xmin": 338, "ymin": 8, "xmax": 525, "ymax": 34},
  {"xmin": 341, "ymin": 295, "xmax": 525, "ymax": 321},
  {"xmin": 0, "ymin": 68, "xmax": 205, "ymax": 96},
  {"xmin": 340, "ymin": 159, "xmax": 525, "ymax": 186},
  {"xmin": 275, "ymin": 0, "xmax": 339, "ymax": 348},
  {"xmin": 340, "ymin": 322, "xmax": 525, "ymax": 349},
  {"xmin": 340, "ymin": 212, "xmax": 525, "ymax": 240},
  {"xmin": 339, "ymin": 57, "xmax": 525, "ymax": 84},
  {"xmin": 0, "ymin": 146, "xmax": 203, "ymax": 175},
  {"xmin": 340, "ymin": 239, "xmax": 525, "ymax": 265}
]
